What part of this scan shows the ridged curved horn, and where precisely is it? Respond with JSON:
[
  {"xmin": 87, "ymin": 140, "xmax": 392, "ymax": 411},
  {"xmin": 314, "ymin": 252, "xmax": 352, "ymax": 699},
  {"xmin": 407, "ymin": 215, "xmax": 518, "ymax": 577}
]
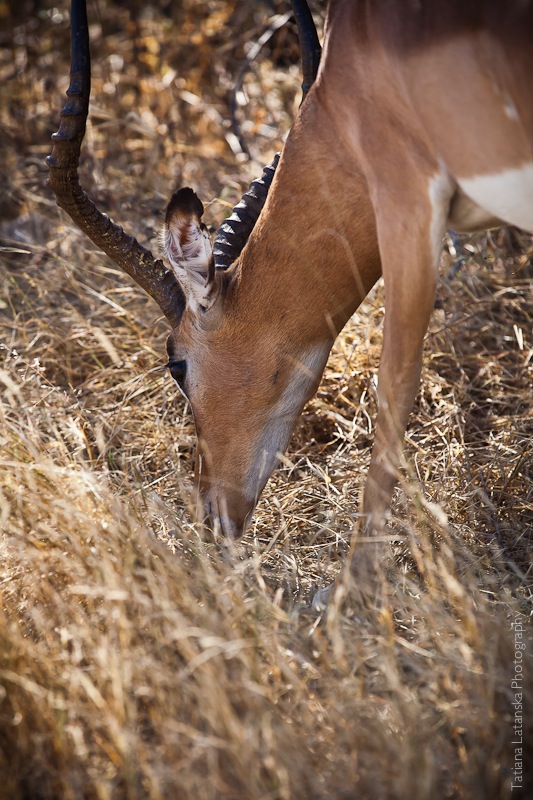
[
  {"xmin": 291, "ymin": 0, "xmax": 322, "ymax": 101},
  {"xmin": 46, "ymin": 0, "xmax": 185, "ymax": 329},
  {"xmin": 212, "ymin": 0, "xmax": 321, "ymax": 272},
  {"xmin": 213, "ymin": 153, "xmax": 280, "ymax": 271}
]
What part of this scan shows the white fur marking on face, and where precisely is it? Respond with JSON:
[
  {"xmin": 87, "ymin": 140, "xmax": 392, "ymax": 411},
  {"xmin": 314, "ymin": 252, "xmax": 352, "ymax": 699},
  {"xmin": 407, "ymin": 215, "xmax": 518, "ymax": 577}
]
[
  {"xmin": 244, "ymin": 343, "xmax": 332, "ymax": 503},
  {"xmin": 458, "ymin": 164, "xmax": 533, "ymax": 233},
  {"xmin": 161, "ymin": 217, "xmax": 213, "ymax": 312},
  {"xmin": 503, "ymin": 94, "xmax": 519, "ymax": 122}
]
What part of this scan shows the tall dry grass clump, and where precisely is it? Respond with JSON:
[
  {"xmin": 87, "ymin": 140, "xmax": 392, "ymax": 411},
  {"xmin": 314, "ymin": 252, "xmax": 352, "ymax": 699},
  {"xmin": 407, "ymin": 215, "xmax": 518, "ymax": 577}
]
[
  {"xmin": 1, "ymin": 2, "xmax": 532, "ymax": 798},
  {"xmin": 0, "ymin": 357, "xmax": 531, "ymax": 798},
  {"xmin": 0, "ymin": 360, "xmax": 530, "ymax": 798}
]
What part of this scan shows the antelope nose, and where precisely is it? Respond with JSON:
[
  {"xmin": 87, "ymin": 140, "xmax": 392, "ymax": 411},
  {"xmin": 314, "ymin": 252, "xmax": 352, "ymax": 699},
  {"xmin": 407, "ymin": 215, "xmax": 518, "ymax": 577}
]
[{"xmin": 201, "ymin": 492, "xmax": 251, "ymax": 539}]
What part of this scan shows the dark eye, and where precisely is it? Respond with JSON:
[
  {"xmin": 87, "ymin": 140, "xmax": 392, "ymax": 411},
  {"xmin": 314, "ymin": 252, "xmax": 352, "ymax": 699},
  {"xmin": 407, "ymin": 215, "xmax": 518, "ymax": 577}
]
[{"xmin": 169, "ymin": 360, "xmax": 187, "ymax": 387}]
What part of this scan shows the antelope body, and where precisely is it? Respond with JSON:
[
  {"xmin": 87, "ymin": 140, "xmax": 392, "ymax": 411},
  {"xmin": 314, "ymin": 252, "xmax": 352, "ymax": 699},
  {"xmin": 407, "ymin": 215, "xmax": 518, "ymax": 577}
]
[{"xmin": 48, "ymin": 1, "xmax": 533, "ymax": 585}]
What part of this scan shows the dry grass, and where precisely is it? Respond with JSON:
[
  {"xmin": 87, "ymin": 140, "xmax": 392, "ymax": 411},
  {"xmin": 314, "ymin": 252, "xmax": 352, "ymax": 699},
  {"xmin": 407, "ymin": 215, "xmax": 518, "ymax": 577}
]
[{"xmin": 1, "ymin": 2, "xmax": 532, "ymax": 798}]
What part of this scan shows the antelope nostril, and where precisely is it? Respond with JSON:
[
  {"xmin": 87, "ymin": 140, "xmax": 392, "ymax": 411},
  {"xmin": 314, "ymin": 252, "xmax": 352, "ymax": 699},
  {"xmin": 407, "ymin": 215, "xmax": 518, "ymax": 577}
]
[{"xmin": 203, "ymin": 499, "xmax": 214, "ymax": 525}]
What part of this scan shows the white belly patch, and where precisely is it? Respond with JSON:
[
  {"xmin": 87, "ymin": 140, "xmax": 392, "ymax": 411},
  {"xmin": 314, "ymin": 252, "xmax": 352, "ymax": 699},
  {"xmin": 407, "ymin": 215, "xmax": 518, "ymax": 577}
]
[{"xmin": 457, "ymin": 164, "xmax": 533, "ymax": 233}]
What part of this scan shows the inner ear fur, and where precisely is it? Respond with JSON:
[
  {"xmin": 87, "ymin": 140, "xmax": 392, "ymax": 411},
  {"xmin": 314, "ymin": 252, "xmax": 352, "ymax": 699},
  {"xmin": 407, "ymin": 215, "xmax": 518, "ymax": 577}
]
[{"xmin": 161, "ymin": 187, "xmax": 215, "ymax": 312}]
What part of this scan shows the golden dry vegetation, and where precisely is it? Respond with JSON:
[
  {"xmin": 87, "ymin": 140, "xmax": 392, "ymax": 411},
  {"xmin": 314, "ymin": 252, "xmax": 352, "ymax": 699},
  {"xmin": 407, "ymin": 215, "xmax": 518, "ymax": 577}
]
[{"xmin": 0, "ymin": 1, "xmax": 532, "ymax": 798}]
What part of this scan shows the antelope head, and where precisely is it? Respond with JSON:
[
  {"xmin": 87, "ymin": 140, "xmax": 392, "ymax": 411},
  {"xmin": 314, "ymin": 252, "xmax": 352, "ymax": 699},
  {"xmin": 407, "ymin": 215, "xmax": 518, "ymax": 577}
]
[{"xmin": 48, "ymin": 0, "xmax": 322, "ymax": 538}]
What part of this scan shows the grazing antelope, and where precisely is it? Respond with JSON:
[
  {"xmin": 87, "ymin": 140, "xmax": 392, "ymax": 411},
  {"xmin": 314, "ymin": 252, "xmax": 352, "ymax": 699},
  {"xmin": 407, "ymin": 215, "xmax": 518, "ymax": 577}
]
[{"xmin": 48, "ymin": 0, "xmax": 533, "ymax": 592}]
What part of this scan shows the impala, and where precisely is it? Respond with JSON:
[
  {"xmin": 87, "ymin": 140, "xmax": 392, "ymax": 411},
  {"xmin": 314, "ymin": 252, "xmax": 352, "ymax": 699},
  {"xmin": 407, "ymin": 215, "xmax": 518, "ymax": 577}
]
[{"xmin": 48, "ymin": 0, "xmax": 533, "ymax": 591}]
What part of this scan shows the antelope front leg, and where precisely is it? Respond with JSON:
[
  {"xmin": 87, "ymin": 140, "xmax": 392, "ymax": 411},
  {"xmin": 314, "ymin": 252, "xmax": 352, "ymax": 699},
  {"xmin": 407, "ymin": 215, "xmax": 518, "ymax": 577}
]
[
  {"xmin": 362, "ymin": 298, "xmax": 436, "ymax": 530},
  {"xmin": 352, "ymin": 183, "xmax": 448, "ymax": 579}
]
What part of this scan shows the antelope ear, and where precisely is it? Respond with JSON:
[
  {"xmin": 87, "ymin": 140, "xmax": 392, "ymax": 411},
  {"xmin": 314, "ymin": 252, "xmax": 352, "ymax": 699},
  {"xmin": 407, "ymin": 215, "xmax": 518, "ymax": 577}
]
[{"xmin": 161, "ymin": 187, "xmax": 214, "ymax": 312}]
